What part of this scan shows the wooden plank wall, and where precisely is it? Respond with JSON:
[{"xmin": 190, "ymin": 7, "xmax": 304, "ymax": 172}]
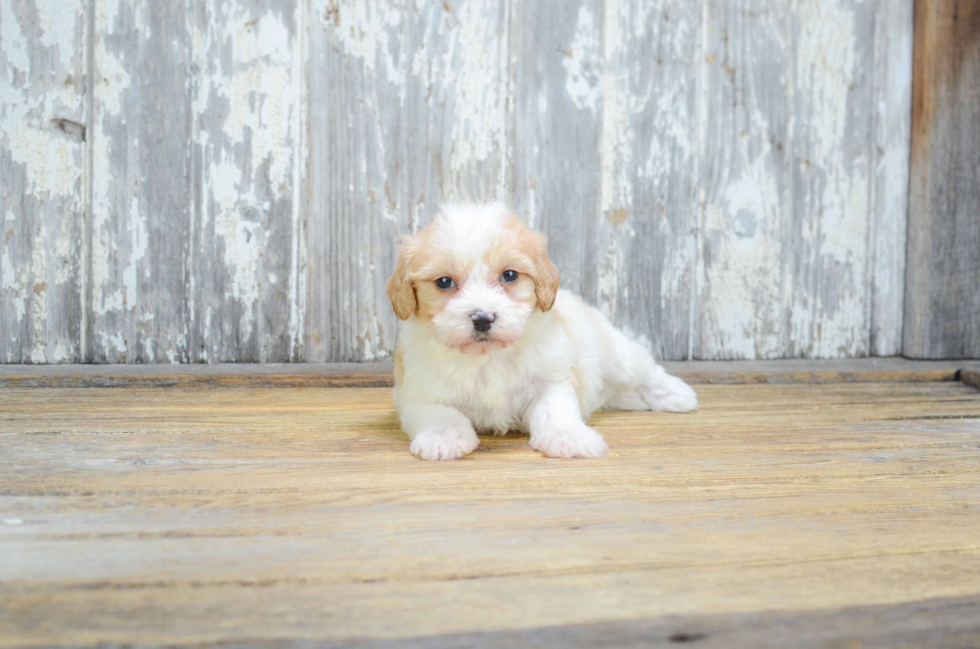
[
  {"xmin": 905, "ymin": 0, "xmax": 980, "ymax": 359},
  {"xmin": 1, "ymin": 0, "xmax": 914, "ymax": 363},
  {"xmin": 0, "ymin": 0, "xmax": 87, "ymax": 362}
]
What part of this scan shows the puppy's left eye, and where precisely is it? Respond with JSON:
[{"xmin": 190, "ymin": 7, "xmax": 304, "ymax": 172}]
[{"xmin": 501, "ymin": 270, "xmax": 518, "ymax": 283}]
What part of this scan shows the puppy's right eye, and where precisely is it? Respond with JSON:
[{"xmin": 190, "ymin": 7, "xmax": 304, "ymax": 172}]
[{"xmin": 435, "ymin": 277, "xmax": 455, "ymax": 290}]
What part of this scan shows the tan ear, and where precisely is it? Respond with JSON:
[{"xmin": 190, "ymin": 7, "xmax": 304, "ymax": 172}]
[
  {"xmin": 530, "ymin": 231, "xmax": 560, "ymax": 312},
  {"xmin": 386, "ymin": 236, "xmax": 418, "ymax": 320}
]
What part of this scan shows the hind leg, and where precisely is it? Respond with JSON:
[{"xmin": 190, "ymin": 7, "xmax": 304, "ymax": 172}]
[
  {"xmin": 602, "ymin": 387, "xmax": 651, "ymax": 410},
  {"xmin": 638, "ymin": 365, "xmax": 698, "ymax": 412},
  {"xmin": 605, "ymin": 365, "xmax": 698, "ymax": 412},
  {"xmin": 601, "ymin": 335, "xmax": 698, "ymax": 412}
]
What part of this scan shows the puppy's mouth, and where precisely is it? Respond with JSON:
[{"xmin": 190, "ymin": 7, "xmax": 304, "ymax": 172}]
[{"xmin": 459, "ymin": 336, "xmax": 510, "ymax": 356}]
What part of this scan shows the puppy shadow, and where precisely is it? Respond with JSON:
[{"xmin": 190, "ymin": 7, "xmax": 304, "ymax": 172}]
[
  {"xmin": 366, "ymin": 416, "xmax": 530, "ymax": 458},
  {"xmin": 475, "ymin": 430, "xmax": 532, "ymax": 454}
]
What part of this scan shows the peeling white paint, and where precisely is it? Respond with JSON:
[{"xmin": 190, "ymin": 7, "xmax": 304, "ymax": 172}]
[
  {"xmin": 101, "ymin": 331, "xmax": 127, "ymax": 354},
  {"xmin": 870, "ymin": 0, "xmax": 913, "ymax": 356},
  {"xmin": 217, "ymin": 6, "xmax": 294, "ymax": 187},
  {"xmin": 796, "ymin": 0, "xmax": 868, "ymax": 357},
  {"xmin": 446, "ymin": 2, "xmax": 508, "ymax": 171},
  {"xmin": 188, "ymin": 0, "xmax": 305, "ymax": 359},
  {"xmin": 123, "ymin": 196, "xmax": 147, "ymax": 310},
  {"xmin": 562, "ymin": 5, "xmax": 600, "ymax": 112},
  {"xmin": 89, "ymin": 0, "xmax": 141, "ymax": 327},
  {"xmin": 599, "ymin": 0, "xmax": 630, "ymax": 215},
  {"xmin": 1, "ymin": 243, "xmax": 25, "ymax": 323},
  {"xmin": 1, "ymin": 4, "xmax": 31, "ymax": 77},
  {"xmin": 210, "ymin": 159, "xmax": 262, "ymax": 326},
  {"xmin": 1, "ymin": 0, "xmax": 86, "ymax": 362},
  {"xmin": 2, "ymin": 0, "xmax": 913, "ymax": 363},
  {"xmin": 700, "ymin": 156, "xmax": 784, "ymax": 359},
  {"xmin": 327, "ymin": 0, "xmax": 404, "ymax": 87},
  {"xmin": 29, "ymin": 219, "xmax": 48, "ymax": 361},
  {"xmin": 34, "ymin": 0, "xmax": 79, "ymax": 70},
  {"xmin": 92, "ymin": 39, "xmax": 131, "ymax": 118},
  {"xmin": 595, "ymin": 0, "xmax": 629, "ymax": 319},
  {"xmin": 6, "ymin": 122, "xmax": 79, "ymax": 197},
  {"xmin": 287, "ymin": 0, "xmax": 308, "ymax": 361}
]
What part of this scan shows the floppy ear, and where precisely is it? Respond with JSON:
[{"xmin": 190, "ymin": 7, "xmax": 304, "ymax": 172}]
[
  {"xmin": 529, "ymin": 231, "xmax": 560, "ymax": 312},
  {"xmin": 386, "ymin": 236, "xmax": 418, "ymax": 320}
]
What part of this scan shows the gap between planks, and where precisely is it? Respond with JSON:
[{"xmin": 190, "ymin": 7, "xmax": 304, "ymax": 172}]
[{"xmin": 1, "ymin": 359, "xmax": 980, "ymax": 389}]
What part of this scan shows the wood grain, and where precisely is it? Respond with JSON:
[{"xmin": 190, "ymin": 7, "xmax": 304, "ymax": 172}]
[
  {"xmin": 87, "ymin": 0, "xmax": 193, "ymax": 363},
  {"xmin": 4, "ymin": 358, "xmax": 980, "ymax": 389},
  {"xmin": 0, "ymin": 0, "xmax": 87, "ymax": 363},
  {"xmin": 1, "ymin": 381, "xmax": 979, "ymax": 645},
  {"xmin": 87, "ymin": 0, "xmax": 305, "ymax": 364},
  {"xmin": 186, "ymin": 0, "xmax": 305, "ymax": 363},
  {"xmin": 904, "ymin": 0, "xmax": 980, "ymax": 359},
  {"xmin": 870, "ymin": 0, "xmax": 914, "ymax": 357},
  {"xmin": 174, "ymin": 595, "xmax": 980, "ymax": 648},
  {"xmin": 695, "ymin": 0, "xmax": 893, "ymax": 360},
  {"xmin": 961, "ymin": 368, "xmax": 980, "ymax": 392}
]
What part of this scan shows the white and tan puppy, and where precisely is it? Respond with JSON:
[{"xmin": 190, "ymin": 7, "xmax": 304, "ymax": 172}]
[{"xmin": 387, "ymin": 202, "xmax": 697, "ymax": 460}]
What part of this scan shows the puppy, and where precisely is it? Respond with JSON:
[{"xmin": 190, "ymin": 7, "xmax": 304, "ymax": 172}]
[{"xmin": 386, "ymin": 202, "xmax": 698, "ymax": 460}]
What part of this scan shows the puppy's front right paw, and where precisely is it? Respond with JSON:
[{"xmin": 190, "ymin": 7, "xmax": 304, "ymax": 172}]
[
  {"xmin": 410, "ymin": 427, "xmax": 480, "ymax": 461},
  {"xmin": 531, "ymin": 423, "xmax": 609, "ymax": 459}
]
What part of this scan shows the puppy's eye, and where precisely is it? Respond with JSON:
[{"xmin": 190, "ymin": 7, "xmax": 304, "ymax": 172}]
[
  {"xmin": 501, "ymin": 270, "xmax": 518, "ymax": 283},
  {"xmin": 435, "ymin": 277, "xmax": 455, "ymax": 290}
]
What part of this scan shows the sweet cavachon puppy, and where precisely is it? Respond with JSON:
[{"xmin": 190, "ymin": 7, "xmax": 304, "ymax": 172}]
[{"xmin": 387, "ymin": 202, "xmax": 698, "ymax": 460}]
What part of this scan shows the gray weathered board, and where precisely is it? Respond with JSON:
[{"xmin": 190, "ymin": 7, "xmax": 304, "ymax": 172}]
[
  {"xmin": 904, "ymin": 1, "xmax": 980, "ymax": 359},
  {"xmin": 2, "ymin": 0, "xmax": 915, "ymax": 363}
]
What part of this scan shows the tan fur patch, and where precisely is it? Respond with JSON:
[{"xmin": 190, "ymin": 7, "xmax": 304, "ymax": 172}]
[
  {"xmin": 386, "ymin": 235, "xmax": 421, "ymax": 320},
  {"xmin": 386, "ymin": 212, "xmax": 560, "ymax": 320},
  {"xmin": 394, "ymin": 348, "xmax": 405, "ymax": 386},
  {"xmin": 501, "ymin": 215, "xmax": 559, "ymax": 311}
]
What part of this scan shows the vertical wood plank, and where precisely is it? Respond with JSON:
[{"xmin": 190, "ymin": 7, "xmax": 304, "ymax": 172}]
[
  {"xmin": 306, "ymin": 0, "xmax": 510, "ymax": 361},
  {"xmin": 786, "ymin": 0, "xmax": 878, "ymax": 359},
  {"xmin": 510, "ymin": 0, "xmax": 602, "ymax": 298},
  {"xmin": 904, "ymin": 0, "xmax": 980, "ymax": 359},
  {"xmin": 88, "ymin": 0, "xmax": 193, "ymax": 362},
  {"xmin": 869, "ymin": 0, "xmax": 912, "ymax": 357},
  {"xmin": 695, "ymin": 0, "xmax": 878, "ymax": 360},
  {"xmin": 0, "ymin": 0, "xmax": 87, "ymax": 362},
  {"xmin": 590, "ymin": 0, "xmax": 699, "ymax": 359},
  {"xmin": 187, "ymin": 0, "xmax": 305, "ymax": 362}
]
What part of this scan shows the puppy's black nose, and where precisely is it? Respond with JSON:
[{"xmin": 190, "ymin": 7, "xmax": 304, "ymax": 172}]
[{"xmin": 471, "ymin": 312, "xmax": 494, "ymax": 333}]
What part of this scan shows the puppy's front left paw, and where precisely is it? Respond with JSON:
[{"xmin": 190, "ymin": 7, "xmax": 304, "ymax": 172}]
[
  {"xmin": 643, "ymin": 374, "xmax": 698, "ymax": 412},
  {"xmin": 410, "ymin": 427, "xmax": 480, "ymax": 461},
  {"xmin": 531, "ymin": 423, "xmax": 608, "ymax": 459}
]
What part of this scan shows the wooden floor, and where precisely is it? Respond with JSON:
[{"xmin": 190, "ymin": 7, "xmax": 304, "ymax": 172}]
[{"xmin": 2, "ymin": 365, "xmax": 980, "ymax": 647}]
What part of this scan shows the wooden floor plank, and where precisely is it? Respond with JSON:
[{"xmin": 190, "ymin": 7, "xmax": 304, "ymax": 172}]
[
  {"xmin": 109, "ymin": 595, "xmax": 979, "ymax": 649},
  {"xmin": 3, "ymin": 358, "xmax": 980, "ymax": 388},
  {"xmin": 1, "ymin": 382, "xmax": 979, "ymax": 647}
]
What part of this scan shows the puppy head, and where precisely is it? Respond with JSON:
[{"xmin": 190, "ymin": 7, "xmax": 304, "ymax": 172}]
[{"xmin": 386, "ymin": 202, "xmax": 559, "ymax": 355}]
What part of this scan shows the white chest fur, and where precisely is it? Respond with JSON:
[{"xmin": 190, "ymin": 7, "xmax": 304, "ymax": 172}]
[{"xmin": 395, "ymin": 313, "xmax": 572, "ymax": 434}]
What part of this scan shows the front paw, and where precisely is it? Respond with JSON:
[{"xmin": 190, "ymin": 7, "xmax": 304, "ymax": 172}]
[
  {"xmin": 644, "ymin": 374, "xmax": 698, "ymax": 412},
  {"xmin": 410, "ymin": 427, "xmax": 480, "ymax": 461},
  {"xmin": 531, "ymin": 423, "xmax": 608, "ymax": 459}
]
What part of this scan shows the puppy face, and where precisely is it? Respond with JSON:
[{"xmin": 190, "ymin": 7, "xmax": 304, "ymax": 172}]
[{"xmin": 387, "ymin": 203, "xmax": 559, "ymax": 355}]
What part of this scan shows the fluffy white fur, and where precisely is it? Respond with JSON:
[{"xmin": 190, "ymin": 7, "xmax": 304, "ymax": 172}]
[{"xmin": 388, "ymin": 202, "xmax": 697, "ymax": 460}]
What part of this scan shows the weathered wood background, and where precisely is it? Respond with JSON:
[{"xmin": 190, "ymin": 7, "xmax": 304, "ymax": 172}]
[
  {"xmin": 1, "ymin": 0, "xmax": 922, "ymax": 363},
  {"xmin": 905, "ymin": 1, "xmax": 980, "ymax": 359}
]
